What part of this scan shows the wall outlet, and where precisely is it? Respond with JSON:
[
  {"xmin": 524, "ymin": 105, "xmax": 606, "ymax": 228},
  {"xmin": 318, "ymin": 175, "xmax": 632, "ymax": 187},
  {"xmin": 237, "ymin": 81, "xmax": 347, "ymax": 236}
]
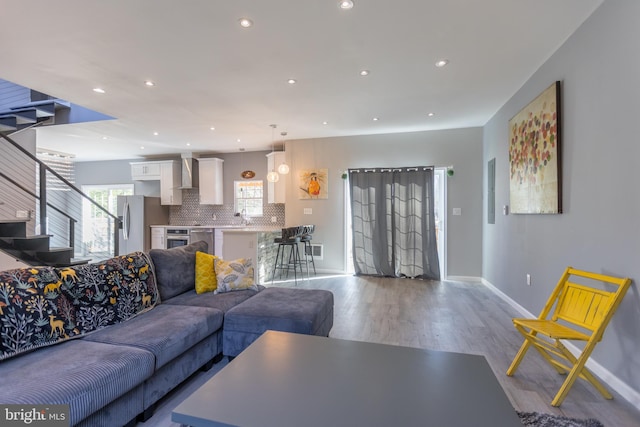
[
  {"xmin": 304, "ymin": 208, "xmax": 312, "ymax": 215},
  {"xmin": 452, "ymin": 208, "xmax": 462, "ymax": 216},
  {"xmin": 526, "ymin": 274, "xmax": 531, "ymax": 286},
  {"xmin": 271, "ymin": 216, "xmax": 277, "ymax": 223}
]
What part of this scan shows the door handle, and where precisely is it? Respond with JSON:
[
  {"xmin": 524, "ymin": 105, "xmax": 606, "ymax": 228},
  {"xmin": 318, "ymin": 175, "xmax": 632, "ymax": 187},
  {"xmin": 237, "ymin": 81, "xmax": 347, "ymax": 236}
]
[{"xmin": 123, "ymin": 200, "xmax": 130, "ymax": 240}]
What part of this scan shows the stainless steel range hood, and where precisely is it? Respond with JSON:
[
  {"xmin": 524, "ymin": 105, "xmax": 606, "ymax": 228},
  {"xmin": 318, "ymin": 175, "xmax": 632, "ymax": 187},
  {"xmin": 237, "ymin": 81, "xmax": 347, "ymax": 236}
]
[{"xmin": 178, "ymin": 153, "xmax": 198, "ymax": 189}]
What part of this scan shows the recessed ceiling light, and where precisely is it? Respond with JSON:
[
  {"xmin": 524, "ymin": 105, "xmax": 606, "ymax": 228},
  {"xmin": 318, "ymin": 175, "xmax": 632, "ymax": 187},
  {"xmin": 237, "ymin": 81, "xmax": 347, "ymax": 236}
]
[
  {"xmin": 144, "ymin": 80, "xmax": 155, "ymax": 87},
  {"xmin": 102, "ymin": 136, "xmax": 108, "ymax": 140},
  {"xmin": 322, "ymin": 121, "xmax": 328, "ymax": 125},
  {"xmin": 287, "ymin": 79, "xmax": 297, "ymax": 85},
  {"xmin": 339, "ymin": 1, "xmax": 354, "ymax": 10},
  {"xmin": 153, "ymin": 132, "xmax": 159, "ymax": 136},
  {"xmin": 93, "ymin": 87, "xmax": 105, "ymax": 94},
  {"xmin": 237, "ymin": 139, "xmax": 241, "ymax": 142},
  {"xmin": 428, "ymin": 112, "xmax": 435, "ymax": 117},
  {"xmin": 210, "ymin": 127, "xmax": 216, "ymax": 131},
  {"xmin": 435, "ymin": 59, "xmax": 449, "ymax": 68},
  {"xmin": 186, "ymin": 143, "xmax": 191, "ymax": 146},
  {"xmin": 239, "ymin": 18, "xmax": 253, "ymax": 28},
  {"xmin": 373, "ymin": 117, "xmax": 379, "ymax": 121},
  {"xmin": 140, "ymin": 146, "xmax": 145, "ymax": 150},
  {"xmin": 360, "ymin": 70, "xmax": 369, "ymax": 76}
]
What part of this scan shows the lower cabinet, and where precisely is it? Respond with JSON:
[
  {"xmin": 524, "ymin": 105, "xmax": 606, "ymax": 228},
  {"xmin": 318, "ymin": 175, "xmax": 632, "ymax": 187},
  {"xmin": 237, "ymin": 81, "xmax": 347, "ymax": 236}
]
[{"xmin": 151, "ymin": 227, "xmax": 166, "ymax": 249}]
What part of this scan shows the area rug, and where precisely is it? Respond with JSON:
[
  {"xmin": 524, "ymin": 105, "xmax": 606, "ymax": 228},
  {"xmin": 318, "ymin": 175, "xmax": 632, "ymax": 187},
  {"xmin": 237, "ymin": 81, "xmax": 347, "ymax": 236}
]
[{"xmin": 517, "ymin": 411, "xmax": 605, "ymax": 427}]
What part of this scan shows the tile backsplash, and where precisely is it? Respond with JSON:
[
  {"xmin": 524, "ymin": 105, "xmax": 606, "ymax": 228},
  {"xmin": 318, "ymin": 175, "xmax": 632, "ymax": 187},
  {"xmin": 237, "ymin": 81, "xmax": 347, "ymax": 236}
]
[{"xmin": 170, "ymin": 189, "xmax": 285, "ymax": 227}]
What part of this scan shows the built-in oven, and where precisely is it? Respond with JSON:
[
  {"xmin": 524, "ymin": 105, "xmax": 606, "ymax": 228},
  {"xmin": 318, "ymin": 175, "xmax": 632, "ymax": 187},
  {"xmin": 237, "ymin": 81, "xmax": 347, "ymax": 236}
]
[{"xmin": 166, "ymin": 228, "xmax": 190, "ymax": 249}]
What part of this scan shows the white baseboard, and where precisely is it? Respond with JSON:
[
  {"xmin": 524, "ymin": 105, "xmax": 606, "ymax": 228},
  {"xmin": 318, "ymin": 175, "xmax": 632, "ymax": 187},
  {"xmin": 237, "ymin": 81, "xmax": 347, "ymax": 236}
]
[
  {"xmin": 446, "ymin": 275, "xmax": 483, "ymax": 283},
  {"xmin": 481, "ymin": 278, "xmax": 640, "ymax": 410}
]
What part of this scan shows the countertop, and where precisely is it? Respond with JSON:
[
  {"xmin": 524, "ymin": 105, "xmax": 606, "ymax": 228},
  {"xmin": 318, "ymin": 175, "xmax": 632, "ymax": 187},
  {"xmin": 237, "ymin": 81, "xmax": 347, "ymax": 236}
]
[
  {"xmin": 150, "ymin": 225, "xmax": 282, "ymax": 232},
  {"xmin": 221, "ymin": 227, "xmax": 281, "ymax": 233}
]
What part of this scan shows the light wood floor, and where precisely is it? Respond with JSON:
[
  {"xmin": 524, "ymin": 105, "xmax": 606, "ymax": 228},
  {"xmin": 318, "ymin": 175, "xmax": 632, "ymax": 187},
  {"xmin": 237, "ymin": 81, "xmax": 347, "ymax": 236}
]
[{"xmin": 139, "ymin": 275, "xmax": 640, "ymax": 427}]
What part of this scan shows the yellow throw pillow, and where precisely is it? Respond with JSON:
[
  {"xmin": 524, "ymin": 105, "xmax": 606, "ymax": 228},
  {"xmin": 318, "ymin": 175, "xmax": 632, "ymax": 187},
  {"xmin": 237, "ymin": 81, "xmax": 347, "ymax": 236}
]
[
  {"xmin": 214, "ymin": 257, "xmax": 258, "ymax": 293},
  {"xmin": 195, "ymin": 251, "xmax": 218, "ymax": 294}
]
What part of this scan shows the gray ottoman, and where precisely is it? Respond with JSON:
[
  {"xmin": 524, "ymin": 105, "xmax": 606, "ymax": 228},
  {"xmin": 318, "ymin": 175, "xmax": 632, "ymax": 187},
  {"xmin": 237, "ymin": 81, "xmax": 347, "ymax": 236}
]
[{"xmin": 223, "ymin": 287, "xmax": 334, "ymax": 357}]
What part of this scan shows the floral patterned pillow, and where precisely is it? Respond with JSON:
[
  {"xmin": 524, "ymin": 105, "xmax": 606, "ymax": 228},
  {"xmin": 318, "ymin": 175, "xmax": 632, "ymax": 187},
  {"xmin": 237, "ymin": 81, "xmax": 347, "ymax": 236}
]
[
  {"xmin": 0, "ymin": 252, "xmax": 158, "ymax": 361},
  {"xmin": 214, "ymin": 258, "xmax": 258, "ymax": 293}
]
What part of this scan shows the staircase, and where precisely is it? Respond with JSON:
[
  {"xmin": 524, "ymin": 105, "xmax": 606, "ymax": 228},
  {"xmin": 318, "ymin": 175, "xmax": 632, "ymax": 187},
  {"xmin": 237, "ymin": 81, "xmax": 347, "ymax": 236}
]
[
  {"xmin": 0, "ymin": 99, "xmax": 70, "ymax": 132},
  {"xmin": 0, "ymin": 80, "xmax": 121, "ymax": 268},
  {"xmin": 0, "ymin": 219, "xmax": 87, "ymax": 267}
]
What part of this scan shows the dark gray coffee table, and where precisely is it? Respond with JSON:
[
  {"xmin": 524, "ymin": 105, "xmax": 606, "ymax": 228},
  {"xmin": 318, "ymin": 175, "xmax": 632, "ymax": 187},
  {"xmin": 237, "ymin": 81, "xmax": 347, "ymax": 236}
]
[{"xmin": 172, "ymin": 331, "xmax": 522, "ymax": 427}]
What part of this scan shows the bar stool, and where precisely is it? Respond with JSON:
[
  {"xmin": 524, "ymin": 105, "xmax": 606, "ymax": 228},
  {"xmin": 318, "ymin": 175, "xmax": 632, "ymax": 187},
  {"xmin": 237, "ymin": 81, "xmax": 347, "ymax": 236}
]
[
  {"xmin": 272, "ymin": 226, "xmax": 305, "ymax": 285},
  {"xmin": 300, "ymin": 225, "xmax": 316, "ymax": 275}
]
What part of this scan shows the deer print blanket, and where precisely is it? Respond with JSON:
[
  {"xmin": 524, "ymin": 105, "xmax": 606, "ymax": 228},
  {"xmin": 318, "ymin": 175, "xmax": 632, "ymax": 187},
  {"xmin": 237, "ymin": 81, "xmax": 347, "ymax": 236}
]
[{"xmin": 0, "ymin": 252, "xmax": 159, "ymax": 361}]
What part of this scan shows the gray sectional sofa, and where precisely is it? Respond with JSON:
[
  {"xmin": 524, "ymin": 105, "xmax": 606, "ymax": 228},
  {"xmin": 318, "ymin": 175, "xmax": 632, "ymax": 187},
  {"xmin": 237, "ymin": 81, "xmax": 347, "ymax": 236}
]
[{"xmin": 0, "ymin": 241, "xmax": 333, "ymax": 426}]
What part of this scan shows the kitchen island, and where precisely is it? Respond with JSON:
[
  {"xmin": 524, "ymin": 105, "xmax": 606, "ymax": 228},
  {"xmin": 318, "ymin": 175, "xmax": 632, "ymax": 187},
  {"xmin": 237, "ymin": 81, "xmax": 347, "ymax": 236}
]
[{"xmin": 221, "ymin": 228, "xmax": 281, "ymax": 284}]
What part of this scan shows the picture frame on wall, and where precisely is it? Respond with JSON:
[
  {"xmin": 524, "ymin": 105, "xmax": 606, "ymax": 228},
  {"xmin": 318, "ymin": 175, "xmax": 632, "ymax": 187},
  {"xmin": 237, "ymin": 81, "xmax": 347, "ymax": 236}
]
[
  {"xmin": 508, "ymin": 81, "xmax": 562, "ymax": 214},
  {"xmin": 298, "ymin": 168, "xmax": 328, "ymax": 199}
]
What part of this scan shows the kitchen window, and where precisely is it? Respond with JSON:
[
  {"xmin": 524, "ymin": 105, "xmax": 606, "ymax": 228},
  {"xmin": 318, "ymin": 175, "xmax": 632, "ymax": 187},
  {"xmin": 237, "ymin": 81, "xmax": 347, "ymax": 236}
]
[{"xmin": 234, "ymin": 180, "xmax": 263, "ymax": 217}]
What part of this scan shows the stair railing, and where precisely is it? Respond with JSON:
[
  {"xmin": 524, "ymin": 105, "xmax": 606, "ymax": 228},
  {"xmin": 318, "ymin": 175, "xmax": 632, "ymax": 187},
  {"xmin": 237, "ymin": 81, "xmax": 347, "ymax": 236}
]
[{"xmin": 0, "ymin": 126, "xmax": 120, "ymax": 257}]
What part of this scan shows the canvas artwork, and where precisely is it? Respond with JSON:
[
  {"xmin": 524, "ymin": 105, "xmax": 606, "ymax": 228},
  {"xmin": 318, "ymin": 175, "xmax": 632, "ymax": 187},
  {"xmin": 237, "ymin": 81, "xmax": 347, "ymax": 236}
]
[
  {"xmin": 298, "ymin": 168, "xmax": 328, "ymax": 199},
  {"xmin": 509, "ymin": 81, "xmax": 562, "ymax": 214}
]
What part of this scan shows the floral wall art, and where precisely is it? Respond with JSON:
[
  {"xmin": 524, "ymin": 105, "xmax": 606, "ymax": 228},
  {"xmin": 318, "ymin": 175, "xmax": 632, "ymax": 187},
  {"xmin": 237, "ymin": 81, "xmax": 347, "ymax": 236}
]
[
  {"xmin": 298, "ymin": 168, "xmax": 328, "ymax": 199},
  {"xmin": 509, "ymin": 81, "xmax": 562, "ymax": 214}
]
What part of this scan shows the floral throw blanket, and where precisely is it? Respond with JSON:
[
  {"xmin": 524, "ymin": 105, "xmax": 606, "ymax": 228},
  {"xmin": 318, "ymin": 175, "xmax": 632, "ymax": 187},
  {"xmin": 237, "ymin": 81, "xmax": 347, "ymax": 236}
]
[{"xmin": 0, "ymin": 252, "xmax": 159, "ymax": 361}]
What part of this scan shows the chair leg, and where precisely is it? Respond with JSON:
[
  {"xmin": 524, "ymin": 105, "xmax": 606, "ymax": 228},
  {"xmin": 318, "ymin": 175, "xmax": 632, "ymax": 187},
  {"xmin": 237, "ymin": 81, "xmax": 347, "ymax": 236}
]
[
  {"xmin": 506, "ymin": 338, "xmax": 532, "ymax": 376},
  {"xmin": 304, "ymin": 241, "xmax": 317, "ymax": 275},
  {"xmin": 272, "ymin": 244, "xmax": 283, "ymax": 284},
  {"xmin": 295, "ymin": 242, "xmax": 306, "ymax": 280},
  {"xmin": 551, "ymin": 341, "xmax": 611, "ymax": 406}
]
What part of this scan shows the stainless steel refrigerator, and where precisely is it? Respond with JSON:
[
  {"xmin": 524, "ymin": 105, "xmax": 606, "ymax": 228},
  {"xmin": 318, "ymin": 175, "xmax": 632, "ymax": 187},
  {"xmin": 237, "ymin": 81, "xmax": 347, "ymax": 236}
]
[{"xmin": 117, "ymin": 195, "xmax": 169, "ymax": 255}]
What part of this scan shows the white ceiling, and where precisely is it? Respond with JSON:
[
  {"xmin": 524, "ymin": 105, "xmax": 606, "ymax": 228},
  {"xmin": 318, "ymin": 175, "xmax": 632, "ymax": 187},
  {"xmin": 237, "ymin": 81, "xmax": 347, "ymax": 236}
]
[{"xmin": 0, "ymin": 0, "xmax": 603, "ymax": 162}]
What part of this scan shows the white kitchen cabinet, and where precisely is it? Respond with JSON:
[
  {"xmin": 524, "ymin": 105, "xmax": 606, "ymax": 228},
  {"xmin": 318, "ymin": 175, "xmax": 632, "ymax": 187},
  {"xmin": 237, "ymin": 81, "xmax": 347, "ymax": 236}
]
[
  {"xmin": 160, "ymin": 160, "xmax": 182, "ymax": 205},
  {"xmin": 266, "ymin": 152, "xmax": 286, "ymax": 204},
  {"xmin": 198, "ymin": 158, "xmax": 224, "ymax": 205},
  {"xmin": 214, "ymin": 229, "xmax": 224, "ymax": 256},
  {"xmin": 131, "ymin": 162, "xmax": 162, "ymax": 180},
  {"xmin": 151, "ymin": 227, "xmax": 166, "ymax": 249}
]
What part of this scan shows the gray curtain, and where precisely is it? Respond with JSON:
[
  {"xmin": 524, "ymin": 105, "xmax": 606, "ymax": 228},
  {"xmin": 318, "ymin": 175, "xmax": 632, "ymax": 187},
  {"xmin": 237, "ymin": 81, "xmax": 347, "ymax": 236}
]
[{"xmin": 349, "ymin": 167, "xmax": 440, "ymax": 280}]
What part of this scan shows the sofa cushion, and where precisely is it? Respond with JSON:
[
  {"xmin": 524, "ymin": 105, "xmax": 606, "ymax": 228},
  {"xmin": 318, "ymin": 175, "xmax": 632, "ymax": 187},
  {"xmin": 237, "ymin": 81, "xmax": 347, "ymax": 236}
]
[
  {"xmin": 149, "ymin": 240, "xmax": 208, "ymax": 300},
  {"xmin": 223, "ymin": 287, "xmax": 334, "ymax": 357},
  {"xmin": 82, "ymin": 304, "xmax": 223, "ymax": 369},
  {"xmin": 163, "ymin": 285, "xmax": 265, "ymax": 312},
  {"xmin": 214, "ymin": 257, "xmax": 258, "ymax": 293},
  {"xmin": 0, "ymin": 339, "xmax": 155, "ymax": 426},
  {"xmin": 195, "ymin": 251, "xmax": 218, "ymax": 294}
]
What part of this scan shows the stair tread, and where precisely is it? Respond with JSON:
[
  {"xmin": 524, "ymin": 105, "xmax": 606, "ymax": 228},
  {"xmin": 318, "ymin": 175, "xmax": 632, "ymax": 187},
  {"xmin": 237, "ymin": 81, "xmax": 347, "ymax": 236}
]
[
  {"xmin": 36, "ymin": 247, "xmax": 73, "ymax": 253},
  {"xmin": 0, "ymin": 235, "xmax": 52, "ymax": 240}
]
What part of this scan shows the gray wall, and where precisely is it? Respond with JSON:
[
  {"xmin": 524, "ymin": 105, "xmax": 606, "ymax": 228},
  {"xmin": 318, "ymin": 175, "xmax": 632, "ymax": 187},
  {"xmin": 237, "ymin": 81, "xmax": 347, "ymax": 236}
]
[
  {"xmin": 483, "ymin": 0, "xmax": 640, "ymax": 397},
  {"xmin": 74, "ymin": 128, "xmax": 484, "ymax": 277},
  {"xmin": 284, "ymin": 127, "xmax": 484, "ymax": 276}
]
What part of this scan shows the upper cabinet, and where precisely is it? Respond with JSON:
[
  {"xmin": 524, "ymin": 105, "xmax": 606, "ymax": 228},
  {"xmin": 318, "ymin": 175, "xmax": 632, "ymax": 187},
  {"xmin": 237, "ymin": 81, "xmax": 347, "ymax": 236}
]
[
  {"xmin": 131, "ymin": 160, "xmax": 182, "ymax": 205},
  {"xmin": 198, "ymin": 158, "xmax": 224, "ymax": 205},
  {"xmin": 266, "ymin": 152, "xmax": 286, "ymax": 204},
  {"xmin": 159, "ymin": 161, "xmax": 182, "ymax": 205},
  {"xmin": 130, "ymin": 162, "xmax": 161, "ymax": 180}
]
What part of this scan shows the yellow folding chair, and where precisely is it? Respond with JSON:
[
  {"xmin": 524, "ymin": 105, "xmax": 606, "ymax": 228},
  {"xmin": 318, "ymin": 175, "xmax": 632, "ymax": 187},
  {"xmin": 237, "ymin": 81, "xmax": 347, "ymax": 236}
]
[{"xmin": 506, "ymin": 267, "xmax": 632, "ymax": 406}]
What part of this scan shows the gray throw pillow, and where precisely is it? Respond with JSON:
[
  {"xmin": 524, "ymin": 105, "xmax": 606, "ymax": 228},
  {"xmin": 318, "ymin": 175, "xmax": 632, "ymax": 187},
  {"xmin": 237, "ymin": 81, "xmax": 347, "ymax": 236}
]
[{"xmin": 149, "ymin": 240, "xmax": 208, "ymax": 301}]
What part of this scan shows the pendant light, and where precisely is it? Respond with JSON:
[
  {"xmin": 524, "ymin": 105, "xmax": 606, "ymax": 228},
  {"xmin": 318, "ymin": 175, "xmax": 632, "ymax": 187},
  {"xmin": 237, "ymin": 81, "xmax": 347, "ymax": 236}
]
[
  {"xmin": 277, "ymin": 131, "xmax": 290, "ymax": 175},
  {"xmin": 267, "ymin": 124, "xmax": 280, "ymax": 183}
]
